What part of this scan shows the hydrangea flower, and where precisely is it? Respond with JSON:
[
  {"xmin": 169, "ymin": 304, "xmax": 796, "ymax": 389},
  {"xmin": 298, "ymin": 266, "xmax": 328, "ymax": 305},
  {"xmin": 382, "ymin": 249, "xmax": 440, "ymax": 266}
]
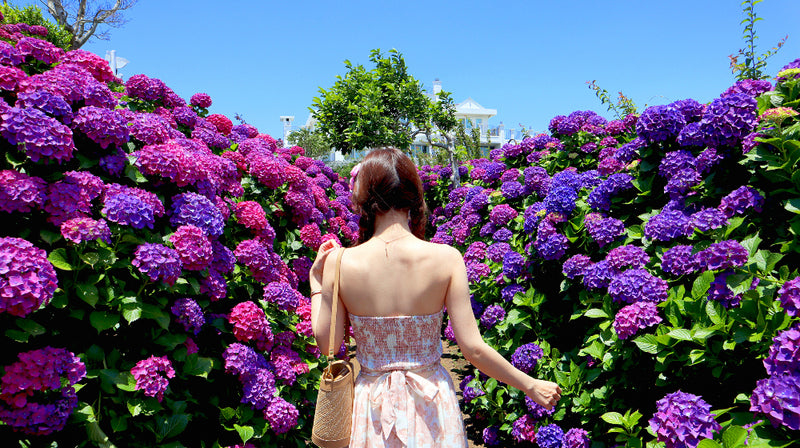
[
  {"xmin": 696, "ymin": 240, "xmax": 748, "ymax": 272},
  {"xmin": 763, "ymin": 324, "xmax": 800, "ymax": 376},
  {"xmin": 583, "ymin": 260, "xmax": 617, "ymax": 290},
  {"xmin": 533, "ymin": 232, "xmax": 569, "ymax": 261},
  {"xmin": 102, "ymin": 192, "xmax": 155, "ymax": 229},
  {"xmin": 263, "ymin": 396, "xmax": 298, "ymax": 434},
  {"xmin": 699, "ymin": 93, "xmax": 758, "ymax": 147},
  {"xmin": 131, "ymin": 356, "xmax": 175, "ymax": 402},
  {"xmin": 1, "ymin": 107, "xmax": 75, "ymax": 163},
  {"xmin": 722, "ymin": 79, "xmax": 773, "ymax": 98},
  {"xmin": 132, "ymin": 243, "xmax": 182, "ymax": 285},
  {"xmin": 660, "ymin": 245, "xmax": 700, "ymax": 276},
  {"xmin": 263, "ymin": 282, "xmax": 299, "ymax": 311},
  {"xmin": 587, "ymin": 173, "xmax": 634, "ymax": 211},
  {"xmin": 16, "ymin": 37, "xmax": 63, "ymax": 64},
  {"xmin": 190, "ymin": 93, "xmax": 212, "ymax": 108},
  {"xmin": 511, "ymin": 342, "xmax": 543, "ymax": 373},
  {"xmin": 0, "ymin": 170, "xmax": 47, "ymax": 213},
  {"xmin": 482, "ymin": 426, "xmax": 500, "ymax": 446},
  {"xmin": 750, "ymin": 373, "xmax": 800, "ymax": 431},
  {"xmin": 480, "ymin": 304, "xmax": 506, "ymax": 328},
  {"xmin": 584, "ymin": 213, "xmax": 625, "ymax": 247},
  {"xmin": 241, "ymin": 368, "xmax": 277, "ymax": 410},
  {"xmin": 170, "ymin": 192, "xmax": 225, "ymax": 237},
  {"xmin": 171, "ymin": 298, "xmax": 204, "ymax": 334},
  {"xmin": 222, "ymin": 343, "xmax": 269, "ymax": 378},
  {"xmin": 228, "ymin": 301, "xmax": 273, "ymax": 351},
  {"xmin": 614, "ymin": 302, "xmax": 663, "ymax": 340},
  {"xmin": 636, "ymin": 104, "xmax": 686, "ymax": 143},
  {"xmin": 778, "ymin": 277, "xmax": 800, "ymax": 317},
  {"xmin": 125, "ymin": 74, "xmax": 164, "ymax": 102},
  {"xmin": 536, "ymin": 424, "xmax": 564, "ymax": 448},
  {"xmin": 645, "ymin": 209, "xmax": 691, "ymax": 242},
  {"xmin": 649, "ymin": 391, "xmax": 721, "ymax": 448},
  {"xmin": 0, "ymin": 347, "xmax": 85, "ymax": 435},
  {"xmin": 563, "ymin": 254, "xmax": 592, "ymax": 279},
  {"xmin": 718, "ymin": 186, "xmax": 763, "ymax": 218},
  {"xmin": 606, "ymin": 245, "xmax": 650, "ymax": 271},
  {"xmin": 60, "ymin": 217, "xmax": 112, "ymax": 244},
  {"xmin": 466, "ymin": 261, "xmax": 491, "ymax": 283},
  {"xmin": 526, "ymin": 395, "xmax": 557, "ymax": 419},
  {"xmin": 608, "ymin": 269, "xmax": 668, "ymax": 304},
  {"xmin": 460, "ymin": 375, "xmax": 485, "ymax": 403},
  {"xmin": 686, "ymin": 208, "xmax": 728, "ymax": 233},
  {"xmin": 670, "ymin": 98, "xmax": 705, "ymax": 123},
  {"xmin": 489, "ymin": 204, "xmax": 518, "ymax": 226},
  {"xmin": 0, "ymin": 237, "xmax": 58, "ymax": 317},
  {"xmin": 502, "ymin": 251, "xmax": 525, "ymax": 280},
  {"xmin": 563, "ymin": 428, "xmax": 591, "ymax": 448},
  {"xmin": 169, "ymin": 225, "xmax": 212, "ymax": 271},
  {"xmin": 511, "ymin": 414, "xmax": 537, "ymax": 443}
]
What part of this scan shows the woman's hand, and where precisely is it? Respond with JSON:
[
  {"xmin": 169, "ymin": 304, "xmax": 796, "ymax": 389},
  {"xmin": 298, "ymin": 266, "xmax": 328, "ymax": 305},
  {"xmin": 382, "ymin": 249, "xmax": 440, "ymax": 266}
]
[
  {"xmin": 309, "ymin": 239, "xmax": 340, "ymax": 290},
  {"xmin": 525, "ymin": 378, "xmax": 562, "ymax": 410}
]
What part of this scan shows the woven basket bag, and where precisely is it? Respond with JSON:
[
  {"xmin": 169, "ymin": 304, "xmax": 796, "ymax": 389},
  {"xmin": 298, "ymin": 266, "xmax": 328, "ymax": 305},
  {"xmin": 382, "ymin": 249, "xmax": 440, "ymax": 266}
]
[{"xmin": 311, "ymin": 249, "xmax": 354, "ymax": 448}]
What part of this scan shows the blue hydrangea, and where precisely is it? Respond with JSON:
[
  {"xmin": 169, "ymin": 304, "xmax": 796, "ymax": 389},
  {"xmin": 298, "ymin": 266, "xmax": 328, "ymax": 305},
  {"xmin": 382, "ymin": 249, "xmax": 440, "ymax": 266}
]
[
  {"xmin": 544, "ymin": 184, "xmax": 578, "ymax": 216},
  {"xmin": 583, "ymin": 260, "xmax": 617, "ymax": 290},
  {"xmin": 636, "ymin": 104, "xmax": 686, "ymax": 143},
  {"xmin": 699, "ymin": 93, "xmax": 758, "ymax": 147},
  {"xmin": 608, "ymin": 269, "xmax": 668, "ymax": 303},
  {"xmin": 536, "ymin": 424, "xmax": 565, "ymax": 448},
  {"xmin": 650, "ymin": 391, "xmax": 721, "ymax": 448},
  {"xmin": 502, "ymin": 251, "xmax": 525, "ymax": 279},
  {"xmin": 170, "ymin": 192, "xmax": 225, "ymax": 237},
  {"xmin": 102, "ymin": 193, "xmax": 155, "ymax": 229},
  {"xmin": 511, "ymin": 342, "xmax": 543, "ymax": 373}
]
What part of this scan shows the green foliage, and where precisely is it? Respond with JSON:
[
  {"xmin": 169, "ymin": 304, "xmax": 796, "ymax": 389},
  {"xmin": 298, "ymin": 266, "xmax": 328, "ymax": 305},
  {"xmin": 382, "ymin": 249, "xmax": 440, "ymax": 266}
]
[
  {"xmin": 0, "ymin": 2, "xmax": 72, "ymax": 49},
  {"xmin": 587, "ymin": 80, "xmax": 639, "ymax": 118},
  {"xmin": 729, "ymin": 0, "xmax": 788, "ymax": 81},
  {"xmin": 286, "ymin": 127, "xmax": 331, "ymax": 159}
]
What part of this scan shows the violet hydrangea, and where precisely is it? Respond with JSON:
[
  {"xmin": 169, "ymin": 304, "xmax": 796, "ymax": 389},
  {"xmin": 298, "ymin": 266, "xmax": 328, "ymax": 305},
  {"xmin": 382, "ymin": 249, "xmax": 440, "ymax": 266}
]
[
  {"xmin": 649, "ymin": 391, "xmax": 721, "ymax": 448},
  {"xmin": 511, "ymin": 342, "xmax": 543, "ymax": 373},
  {"xmin": 614, "ymin": 302, "xmax": 663, "ymax": 340},
  {"xmin": 130, "ymin": 355, "xmax": 175, "ymax": 402},
  {"xmin": 0, "ymin": 237, "xmax": 58, "ymax": 317}
]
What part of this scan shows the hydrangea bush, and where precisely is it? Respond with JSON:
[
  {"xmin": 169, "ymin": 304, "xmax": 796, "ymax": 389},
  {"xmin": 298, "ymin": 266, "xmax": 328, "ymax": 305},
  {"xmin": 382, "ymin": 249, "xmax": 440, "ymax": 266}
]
[
  {"xmin": 420, "ymin": 57, "xmax": 800, "ymax": 447},
  {"xmin": 0, "ymin": 22, "xmax": 359, "ymax": 447}
]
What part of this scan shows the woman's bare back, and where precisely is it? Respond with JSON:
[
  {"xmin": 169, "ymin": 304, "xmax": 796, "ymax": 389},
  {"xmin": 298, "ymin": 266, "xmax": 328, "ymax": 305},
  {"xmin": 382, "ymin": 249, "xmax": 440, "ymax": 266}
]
[{"xmin": 335, "ymin": 236, "xmax": 454, "ymax": 317}]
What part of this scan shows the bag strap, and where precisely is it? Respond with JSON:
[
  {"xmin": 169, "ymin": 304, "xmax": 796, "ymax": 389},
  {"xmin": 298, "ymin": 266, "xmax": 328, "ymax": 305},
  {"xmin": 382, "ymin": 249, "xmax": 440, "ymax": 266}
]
[{"xmin": 328, "ymin": 248, "xmax": 345, "ymax": 360}]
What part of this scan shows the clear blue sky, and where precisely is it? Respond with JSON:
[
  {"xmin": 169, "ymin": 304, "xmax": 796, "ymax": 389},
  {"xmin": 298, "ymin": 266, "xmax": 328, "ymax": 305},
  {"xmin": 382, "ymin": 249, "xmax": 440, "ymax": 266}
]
[{"xmin": 15, "ymin": 0, "xmax": 800, "ymax": 139}]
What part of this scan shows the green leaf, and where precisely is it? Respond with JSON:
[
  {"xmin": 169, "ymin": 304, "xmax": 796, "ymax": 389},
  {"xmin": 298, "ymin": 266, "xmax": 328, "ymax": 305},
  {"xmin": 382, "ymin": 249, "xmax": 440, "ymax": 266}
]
[
  {"xmin": 184, "ymin": 357, "xmax": 214, "ymax": 378},
  {"xmin": 722, "ymin": 426, "xmax": 747, "ymax": 448},
  {"xmin": 156, "ymin": 414, "xmax": 189, "ymax": 441},
  {"xmin": 122, "ymin": 303, "xmax": 142, "ymax": 324},
  {"xmin": 76, "ymin": 284, "xmax": 100, "ymax": 307},
  {"xmin": 40, "ymin": 229, "xmax": 61, "ymax": 245},
  {"xmin": 697, "ymin": 440, "xmax": 723, "ymax": 448},
  {"xmin": 89, "ymin": 311, "xmax": 119, "ymax": 333},
  {"xmin": 692, "ymin": 271, "xmax": 715, "ymax": 300},
  {"xmin": 706, "ymin": 300, "xmax": 723, "ymax": 325},
  {"xmin": 5, "ymin": 329, "xmax": 29, "ymax": 343},
  {"xmin": 16, "ymin": 318, "xmax": 46, "ymax": 337},
  {"xmin": 47, "ymin": 248, "xmax": 73, "ymax": 270},
  {"xmin": 740, "ymin": 233, "xmax": 762, "ymax": 257},
  {"xmin": 601, "ymin": 411, "xmax": 625, "ymax": 426},
  {"xmin": 784, "ymin": 198, "xmax": 800, "ymax": 214},
  {"xmin": 668, "ymin": 329, "xmax": 693, "ymax": 341},
  {"xmin": 633, "ymin": 334, "xmax": 659, "ymax": 354},
  {"xmin": 80, "ymin": 251, "xmax": 100, "ymax": 267},
  {"xmin": 584, "ymin": 308, "xmax": 609, "ymax": 319},
  {"xmin": 234, "ymin": 424, "xmax": 255, "ymax": 444}
]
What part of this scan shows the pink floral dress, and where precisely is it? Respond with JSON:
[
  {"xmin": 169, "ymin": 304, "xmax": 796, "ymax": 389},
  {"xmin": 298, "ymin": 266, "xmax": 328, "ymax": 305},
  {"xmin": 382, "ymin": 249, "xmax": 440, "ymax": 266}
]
[{"xmin": 348, "ymin": 310, "xmax": 468, "ymax": 448}]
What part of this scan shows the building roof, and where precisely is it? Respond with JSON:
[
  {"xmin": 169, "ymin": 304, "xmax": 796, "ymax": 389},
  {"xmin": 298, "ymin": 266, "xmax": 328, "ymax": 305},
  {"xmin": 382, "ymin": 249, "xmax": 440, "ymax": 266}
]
[{"xmin": 456, "ymin": 97, "xmax": 497, "ymax": 117}]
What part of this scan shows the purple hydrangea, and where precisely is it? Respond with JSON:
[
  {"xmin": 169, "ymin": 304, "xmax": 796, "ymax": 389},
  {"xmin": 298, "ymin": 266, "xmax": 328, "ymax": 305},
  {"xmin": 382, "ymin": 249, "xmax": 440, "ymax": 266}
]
[
  {"xmin": 661, "ymin": 245, "xmax": 700, "ymax": 277},
  {"xmin": 1, "ymin": 107, "xmax": 75, "ymax": 163},
  {"xmin": 696, "ymin": 148, "xmax": 723, "ymax": 174},
  {"xmin": 614, "ymin": 302, "xmax": 663, "ymax": 340},
  {"xmin": 489, "ymin": 204, "xmax": 518, "ymax": 226},
  {"xmin": 502, "ymin": 251, "xmax": 525, "ymax": 279},
  {"xmin": 170, "ymin": 192, "xmax": 225, "ymax": 237},
  {"xmin": 131, "ymin": 356, "xmax": 175, "ymax": 402},
  {"xmin": 563, "ymin": 428, "xmax": 591, "ymax": 448},
  {"xmin": 722, "ymin": 79, "xmax": 773, "ymax": 98},
  {"xmin": 492, "ymin": 227, "xmax": 513, "ymax": 243},
  {"xmin": 71, "ymin": 106, "xmax": 130, "ymax": 149},
  {"xmin": 563, "ymin": 254, "xmax": 593, "ymax": 279},
  {"xmin": 16, "ymin": 90, "xmax": 72, "ymax": 124},
  {"xmin": 645, "ymin": 209, "xmax": 691, "ymax": 242},
  {"xmin": 190, "ymin": 93, "xmax": 212, "ymax": 108},
  {"xmin": 750, "ymin": 373, "xmax": 800, "ymax": 431},
  {"xmin": 0, "ymin": 238, "xmax": 58, "ymax": 317},
  {"xmin": 718, "ymin": 186, "xmax": 763, "ymax": 218},
  {"xmin": 523, "ymin": 202, "xmax": 546, "ymax": 234},
  {"xmin": 125, "ymin": 74, "xmax": 164, "ymax": 102},
  {"xmin": 778, "ymin": 277, "xmax": 800, "ymax": 317},
  {"xmin": 587, "ymin": 173, "xmax": 634, "ymax": 211},
  {"xmin": 511, "ymin": 414, "xmax": 537, "ymax": 443},
  {"xmin": 584, "ymin": 213, "xmax": 625, "ymax": 247},
  {"xmin": 664, "ymin": 168, "xmax": 702, "ymax": 198},
  {"xmin": 763, "ymin": 324, "xmax": 800, "ymax": 376},
  {"xmin": 171, "ymin": 298, "xmax": 204, "ymax": 334},
  {"xmin": 696, "ymin": 240, "xmax": 748, "ymax": 272},
  {"xmin": 480, "ymin": 304, "xmax": 506, "ymax": 328},
  {"xmin": 606, "ymin": 245, "xmax": 650, "ymax": 271},
  {"xmin": 670, "ymin": 98, "xmax": 705, "ymax": 123},
  {"xmin": 102, "ymin": 192, "xmax": 155, "ymax": 229},
  {"xmin": 222, "ymin": 343, "xmax": 268, "ymax": 378},
  {"xmin": 511, "ymin": 342, "xmax": 543, "ymax": 373},
  {"xmin": 241, "ymin": 368, "xmax": 277, "ymax": 410},
  {"xmin": 170, "ymin": 225, "xmax": 212, "ymax": 271},
  {"xmin": 583, "ymin": 260, "xmax": 617, "ymax": 290},
  {"xmin": 699, "ymin": 93, "xmax": 758, "ymax": 147},
  {"xmin": 649, "ymin": 391, "xmax": 721, "ymax": 448},
  {"xmin": 464, "ymin": 241, "xmax": 487, "ymax": 263},
  {"xmin": 263, "ymin": 282, "xmax": 299, "ymax": 311},
  {"xmin": 502, "ymin": 284, "xmax": 526, "ymax": 302},
  {"xmin": 524, "ymin": 166, "xmax": 551, "ymax": 197},
  {"xmin": 533, "ymin": 232, "xmax": 569, "ymax": 261},
  {"xmin": 636, "ymin": 104, "xmax": 686, "ymax": 143},
  {"xmin": 16, "ymin": 37, "xmax": 63, "ymax": 64},
  {"xmin": 537, "ymin": 424, "xmax": 565, "ymax": 448},
  {"xmin": 686, "ymin": 208, "xmax": 728, "ymax": 233},
  {"xmin": 677, "ymin": 122, "xmax": 706, "ymax": 147},
  {"xmin": 500, "ymin": 180, "xmax": 525, "ymax": 200},
  {"xmin": 608, "ymin": 269, "xmax": 668, "ymax": 304},
  {"xmin": 659, "ymin": 150, "xmax": 695, "ymax": 178},
  {"xmin": 482, "ymin": 426, "xmax": 500, "ymax": 446},
  {"xmin": 0, "ymin": 170, "xmax": 47, "ymax": 213},
  {"xmin": 466, "ymin": 262, "xmax": 491, "ymax": 283},
  {"xmin": 544, "ymin": 184, "xmax": 578, "ymax": 216},
  {"xmin": 460, "ymin": 375, "xmax": 485, "ymax": 403},
  {"xmin": 526, "ymin": 395, "xmax": 557, "ymax": 419},
  {"xmin": 132, "ymin": 243, "xmax": 183, "ymax": 285}
]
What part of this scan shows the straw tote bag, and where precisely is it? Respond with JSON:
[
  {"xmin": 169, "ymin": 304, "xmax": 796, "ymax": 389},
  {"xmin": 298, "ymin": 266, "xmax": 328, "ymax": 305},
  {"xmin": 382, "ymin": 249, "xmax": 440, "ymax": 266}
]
[{"xmin": 311, "ymin": 249, "xmax": 354, "ymax": 448}]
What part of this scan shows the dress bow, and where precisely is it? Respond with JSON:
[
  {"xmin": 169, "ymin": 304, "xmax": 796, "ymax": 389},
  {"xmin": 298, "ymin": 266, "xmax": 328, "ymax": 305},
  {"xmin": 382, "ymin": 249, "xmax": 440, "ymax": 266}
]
[{"xmin": 367, "ymin": 368, "xmax": 439, "ymax": 446}]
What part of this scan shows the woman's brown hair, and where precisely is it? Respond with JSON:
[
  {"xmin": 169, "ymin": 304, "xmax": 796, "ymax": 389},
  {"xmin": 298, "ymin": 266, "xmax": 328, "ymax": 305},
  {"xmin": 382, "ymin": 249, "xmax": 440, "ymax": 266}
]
[{"xmin": 352, "ymin": 147, "xmax": 427, "ymax": 244}]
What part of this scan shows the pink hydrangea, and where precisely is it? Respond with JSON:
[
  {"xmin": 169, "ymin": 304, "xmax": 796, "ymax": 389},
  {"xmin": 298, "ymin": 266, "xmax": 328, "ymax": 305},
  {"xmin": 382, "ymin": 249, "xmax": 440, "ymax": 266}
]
[
  {"xmin": 228, "ymin": 301, "xmax": 274, "ymax": 351},
  {"xmin": 234, "ymin": 201, "xmax": 268, "ymax": 232},
  {"xmin": 0, "ymin": 237, "xmax": 58, "ymax": 317},
  {"xmin": 130, "ymin": 356, "xmax": 175, "ymax": 402},
  {"xmin": 206, "ymin": 114, "xmax": 233, "ymax": 135},
  {"xmin": 169, "ymin": 225, "xmax": 213, "ymax": 271}
]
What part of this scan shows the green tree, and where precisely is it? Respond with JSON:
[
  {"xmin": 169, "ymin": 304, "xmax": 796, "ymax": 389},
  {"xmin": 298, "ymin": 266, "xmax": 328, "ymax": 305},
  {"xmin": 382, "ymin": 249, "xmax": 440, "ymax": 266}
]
[
  {"xmin": 312, "ymin": 48, "xmax": 463, "ymax": 184},
  {"xmin": 0, "ymin": 3, "xmax": 72, "ymax": 49},
  {"xmin": 40, "ymin": 0, "xmax": 138, "ymax": 50},
  {"xmin": 287, "ymin": 127, "xmax": 331, "ymax": 159}
]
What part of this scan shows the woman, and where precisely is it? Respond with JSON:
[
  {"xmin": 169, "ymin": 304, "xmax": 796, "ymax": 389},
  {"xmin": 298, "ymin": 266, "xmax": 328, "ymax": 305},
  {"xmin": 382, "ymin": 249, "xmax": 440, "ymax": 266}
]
[{"xmin": 310, "ymin": 148, "xmax": 561, "ymax": 447}]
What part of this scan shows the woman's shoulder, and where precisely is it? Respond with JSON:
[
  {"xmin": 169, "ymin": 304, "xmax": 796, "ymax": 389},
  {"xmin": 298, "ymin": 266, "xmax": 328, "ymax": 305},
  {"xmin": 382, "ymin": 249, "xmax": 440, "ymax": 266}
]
[{"xmin": 416, "ymin": 239, "xmax": 463, "ymax": 262}]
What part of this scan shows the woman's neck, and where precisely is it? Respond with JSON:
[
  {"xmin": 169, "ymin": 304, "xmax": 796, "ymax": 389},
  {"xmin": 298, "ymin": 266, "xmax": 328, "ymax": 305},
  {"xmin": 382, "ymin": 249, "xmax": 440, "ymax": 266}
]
[{"xmin": 373, "ymin": 209, "xmax": 411, "ymax": 238}]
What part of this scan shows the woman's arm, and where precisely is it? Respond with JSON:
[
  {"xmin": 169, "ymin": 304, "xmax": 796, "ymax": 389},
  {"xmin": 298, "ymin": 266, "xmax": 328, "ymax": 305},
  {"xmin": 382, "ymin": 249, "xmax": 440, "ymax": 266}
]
[
  {"xmin": 444, "ymin": 246, "xmax": 562, "ymax": 409},
  {"xmin": 310, "ymin": 244, "xmax": 347, "ymax": 356}
]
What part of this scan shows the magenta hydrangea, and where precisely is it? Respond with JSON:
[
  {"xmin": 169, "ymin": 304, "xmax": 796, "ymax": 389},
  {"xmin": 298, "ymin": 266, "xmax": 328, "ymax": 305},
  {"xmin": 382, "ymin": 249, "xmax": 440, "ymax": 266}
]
[
  {"xmin": 170, "ymin": 225, "xmax": 213, "ymax": 271},
  {"xmin": 228, "ymin": 301, "xmax": 273, "ymax": 351},
  {"xmin": 263, "ymin": 396, "xmax": 298, "ymax": 434},
  {"xmin": 234, "ymin": 201, "xmax": 268, "ymax": 232},
  {"xmin": 0, "ymin": 170, "xmax": 47, "ymax": 213},
  {"xmin": 614, "ymin": 302, "xmax": 663, "ymax": 340},
  {"xmin": 60, "ymin": 217, "xmax": 112, "ymax": 244},
  {"xmin": 1, "ymin": 107, "xmax": 75, "ymax": 163},
  {"xmin": 0, "ymin": 237, "xmax": 58, "ymax": 317},
  {"xmin": 15, "ymin": 37, "xmax": 63, "ymax": 64},
  {"xmin": 171, "ymin": 298, "xmax": 205, "ymax": 335},
  {"xmin": 511, "ymin": 414, "xmax": 537, "ymax": 443},
  {"xmin": 131, "ymin": 243, "xmax": 183, "ymax": 285},
  {"xmin": 130, "ymin": 355, "xmax": 175, "ymax": 402},
  {"xmin": 649, "ymin": 391, "xmax": 721, "ymax": 448},
  {"xmin": 190, "ymin": 92, "xmax": 212, "ymax": 108},
  {"xmin": 489, "ymin": 204, "xmax": 518, "ymax": 226},
  {"xmin": 71, "ymin": 106, "xmax": 130, "ymax": 149},
  {"xmin": 125, "ymin": 74, "xmax": 164, "ymax": 102},
  {"xmin": 563, "ymin": 428, "xmax": 591, "ymax": 448}
]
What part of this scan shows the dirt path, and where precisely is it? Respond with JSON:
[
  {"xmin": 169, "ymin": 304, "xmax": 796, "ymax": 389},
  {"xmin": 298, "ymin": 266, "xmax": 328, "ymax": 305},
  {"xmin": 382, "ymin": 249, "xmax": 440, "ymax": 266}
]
[{"xmin": 440, "ymin": 339, "xmax": 485, "ymax": 448}]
